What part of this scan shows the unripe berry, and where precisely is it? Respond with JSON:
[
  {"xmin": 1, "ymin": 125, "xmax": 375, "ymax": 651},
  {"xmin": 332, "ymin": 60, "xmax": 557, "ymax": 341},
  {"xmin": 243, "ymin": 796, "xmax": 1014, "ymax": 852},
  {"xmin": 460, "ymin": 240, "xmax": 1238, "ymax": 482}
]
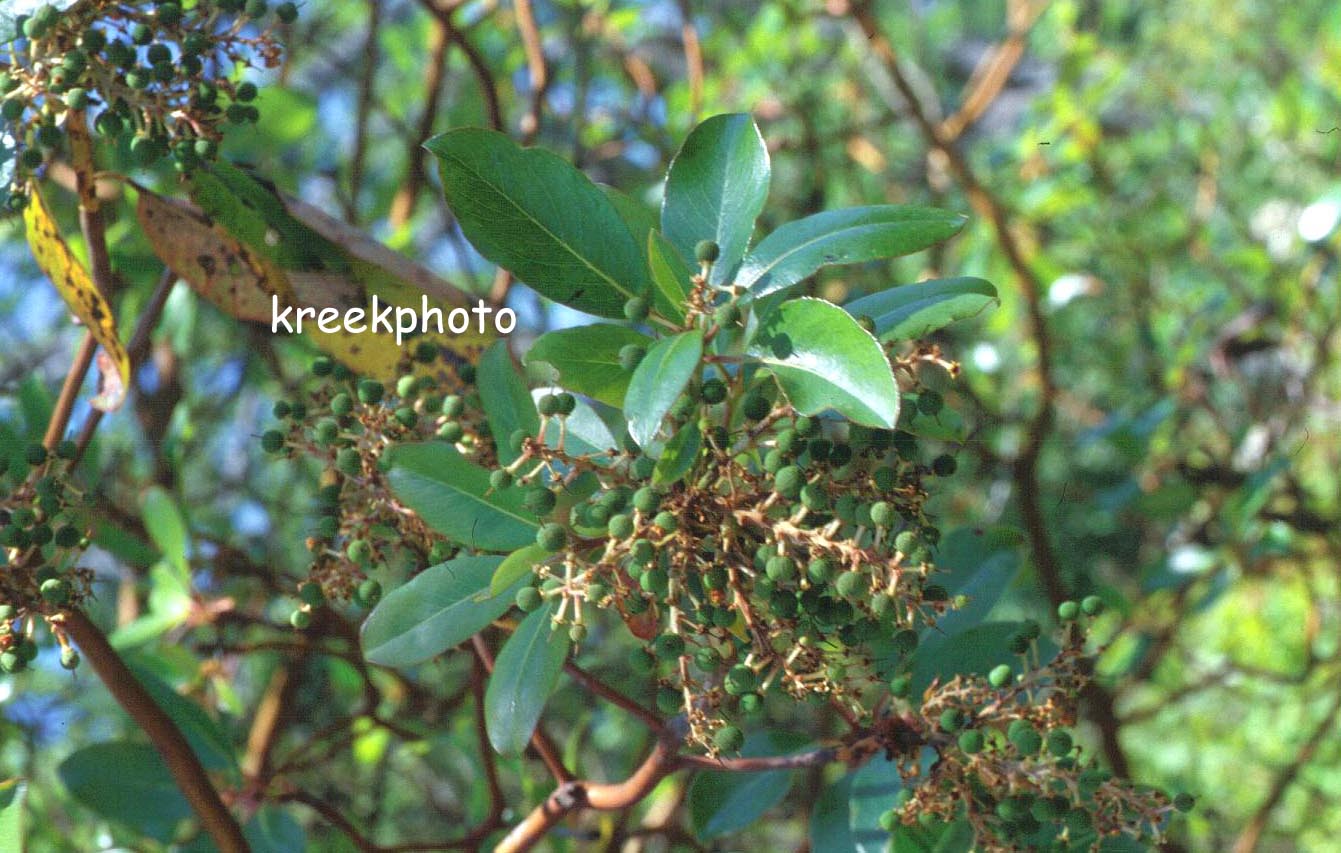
[
  {"xmin": 524, "ymin": 486, "xmax": 556, "ymax": 515},
  {"xmin": 807, "ymin": 557, "xmax": 834, "ymax": 584},
  {"xmin": 618, "ymin": 344, "xmax": 646, "ymax": 372},
  {"xmin": 1057, "ymin": 600, "xmax": 1080, "ymax": 621},
  {"xmin": 437, "ymin": 421, "xmax": 463, "ymax": 442},
  {"xmin": 694, "ymin": 240, "xmax": 720, "ymax": 263},
  {"xmin": 931, "ymin": 454, "xmax": 957, "ymax": 477},
  {"xmin": 355, "ymin": 579, "xmax": 382, "ymax": 608},
  {"xmin": 889, "ymin": 674, "xmax": 912, "ymax": 698},
  {"xmin": 60, "ymin": 647, "xmax": 81, "ymax": 670},
  {"xmin": 724, "ymin": 664, "xmax": 756, "ymax": 695},
  {"xmin": 655, "ymin": 687, "xmax": 681, "ymax": 715},
  {"xmin": 515, "ymin": 586, "xmax": 542, "ymax": 612},
  {"xmin": 1046, "ymin": 730, "xmax": 1073, "ymax": 758},
  {"xmin": 765, "ymin": 555, "xmax": 796, "ymax": 582},
  {"xmin": 869, "ymin": 501, "xmax": 895, "ymax": 527},
  {"xmin": 988, "ymin": 664, "xmax": 1012, "ymax": 688},
  {"xmin": 939, "ymin": 708, "xmax": 964, "ymax": 732},
  {"xmin": 607, "ymin": 513, "xmax": 633, "ymax": 539},
  {"xmin": 1081, "ymin": 595, "xmax": 1104, "ymax": 616},
  {"xmin": 290, "ymin": 609, "xmax": 312, "ymax": 629},
  {"xmin": 1173, "ymin": 792, "xmax": 1195, "ymax": 813},
  {"xmin": 713, "ymin": 725, "xmax": 744, "ymax": 753},
  {"xmin": 40, "ymin": 577, "xmax": 71, "ymax": 605},
  {"xmin": 536, "ymin": 523, "xmax": 567, "ymax": 552},
  {"xmin": 335, "ymin": 448, "xmax": 362, "ymax": 476},
  {"xmin": 276, "ymin": 2, "xmax": 299, "ymax": 23},
  {"xmin": 623, "ymin": 296, "xmax": 649, "ymax": 322},
  {"xmin": 742, "ymin": 392, "xmax": 770, "ymax": 420},
  {"xmin": 357, "ymin": 379, "xmax": 384, "ymax": 404},
  {"xmin": 699, "ymin": 378, "xmax": 727, "ymax": 404},
  {"xmin": 652, "ymin": 632, "xmax": 685, "ymax": 659},
  {"xmin": 299, "ymin": 582, "xmax": 325, "ymax": 608},
  {"xmin": 773, "ymin": 465, "xmax": 802, "ymax": 498},
  {"xmin": 652, "ymin": 511, "xmax": 677, "ymax": 533},
  {"xmin": 958, "ymin": 729, "xmax": 985, "ymax": 754},
  {"xmin": 261, "ymin": 430, "xmax": 285, "ymax": 454},
  {"xmin": 834, "ymin": 571, "xmax": 864, "ymax": 598}
]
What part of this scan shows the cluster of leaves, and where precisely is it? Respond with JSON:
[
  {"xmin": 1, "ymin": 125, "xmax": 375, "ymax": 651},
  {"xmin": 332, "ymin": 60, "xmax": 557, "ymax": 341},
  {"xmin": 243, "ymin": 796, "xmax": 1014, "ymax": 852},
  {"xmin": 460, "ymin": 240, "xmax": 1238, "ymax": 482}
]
[
  {"xmin": 255, "ymin": 112, "xmax": 1186, "ymax": 849},
  {"xmin": 0, "ymin": 0, "xmax": 293, "ymax": 206}
]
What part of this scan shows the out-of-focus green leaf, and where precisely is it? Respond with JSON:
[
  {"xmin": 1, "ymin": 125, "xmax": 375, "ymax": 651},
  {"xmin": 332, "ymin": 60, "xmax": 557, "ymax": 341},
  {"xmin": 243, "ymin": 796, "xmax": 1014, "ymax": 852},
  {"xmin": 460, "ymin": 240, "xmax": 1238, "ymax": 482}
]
[
  {"xmin": 386, "ymin": 443, "xmax": 537, "ymax": 551},
  {"xmin": 477, "ymin": 341, "xmax": 539, "ymax": 465},
  {"xmin": 845, "ymin": 278, "xmax": 998, "ymax": 341},
  {"xmin": 688, "ymin": 730, "xmax": 810, "ymax": 840}
]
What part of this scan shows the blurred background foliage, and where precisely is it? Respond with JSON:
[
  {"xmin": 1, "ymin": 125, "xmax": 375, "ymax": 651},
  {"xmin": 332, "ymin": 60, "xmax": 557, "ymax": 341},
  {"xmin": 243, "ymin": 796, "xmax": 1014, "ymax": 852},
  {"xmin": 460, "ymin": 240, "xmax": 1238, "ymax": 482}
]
[{"xmin": 2, "ymin": 0, "xmax": 1340, "ymax": 850}]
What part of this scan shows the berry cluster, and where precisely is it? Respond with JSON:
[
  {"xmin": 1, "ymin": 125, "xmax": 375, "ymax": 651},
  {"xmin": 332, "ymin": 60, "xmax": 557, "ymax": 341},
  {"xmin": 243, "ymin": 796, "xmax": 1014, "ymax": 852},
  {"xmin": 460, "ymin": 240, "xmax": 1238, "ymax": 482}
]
[
  {"xmin": 0, "ymin": 439, "xmax": 93, "ymax": 672},
  {"xmin": 260, "ymin": 344, "xmax": 468, "ymax": 627},
  {"xmin": 1, "ymin": 0, "xmax": 292, "ymax": 206}
]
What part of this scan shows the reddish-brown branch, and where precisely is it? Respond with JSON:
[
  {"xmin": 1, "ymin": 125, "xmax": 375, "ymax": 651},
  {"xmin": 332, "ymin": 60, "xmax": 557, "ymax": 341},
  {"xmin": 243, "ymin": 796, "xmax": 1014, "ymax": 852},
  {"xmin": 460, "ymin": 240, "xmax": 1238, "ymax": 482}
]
[
  {"xmin": 515, "ymin": 0, "xmax": 549, "ymax": 142},
  {"xmin": 564, "ymin": 661, "xmax": 662, "ymax": 729},
  {"xmin": 938, "ymin": 0, "xmax": 1048, "ymax": 141},
  {"xmin": 62, "ymin": 610, "xmax": 248, "ymax": 852}
]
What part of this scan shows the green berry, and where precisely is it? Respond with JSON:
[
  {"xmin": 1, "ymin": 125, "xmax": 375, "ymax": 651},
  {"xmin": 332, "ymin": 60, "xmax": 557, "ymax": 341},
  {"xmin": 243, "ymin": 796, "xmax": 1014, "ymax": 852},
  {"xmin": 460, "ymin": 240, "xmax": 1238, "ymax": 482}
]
[
  {"xmin": 357, "ymin": 379, "xmax": 384, "ymax": 404},
  {"xmin": 773, "ymin": 465, "xmax": 802, "ymax": 498},
  {"xmin": 700, "ymin": 378, "xmax": 727, "ymax": 404},
  {"xmin": 235, "ymin": 81, "xmax": 258, "ymax": 102},
  {"xmin": 1081, "ymin": 595, "xmax": 1104, "ymax": 616},
  {"xmin": 694, "ymin": 239, "xmax": 720, "ymax": 263},
  {"xmin": 1173, "ymin": 792, "xmax": 1196, "ymax": 813},
  {"xmin": 931, "ymin": 454, "xmax": 957, "ymax": 477},
  {"xmin": 652, "ymin": 511, "xmax": 677, "ymax": 533},
  {"xmin": 276, "ymin": 2, "xmax": 299, "ymax": 23},
  {"xmin": 889, "ymin": 675, "xmax": 912, "ymax": 698},
  {"xmin": 0, "ymin": 651, "xmax": 24, "ymax": 673},
  {"xmin": 515, "ymin": 586, "xmax": 542, "ymax": 612},
  {"xmin": 869, "ymin": 501, "xmax": 895, "ymax": 527},
  {"xmin": 618, "ymin": 344, "xmax": 646, "ymax": 372},
  {"xmin": 834, "ymin": 571, "xmax": 864, "ymax": 598},
  {"xmin": 724, "ymin": 664, "xmax": 756, "ymax": 695},
  {"xmin": 245, "ymin": 0, "xmax": 270, "ymax": 17},
  {"xmin": 299, "ymin": 582, "xmax": 325, "ymax": 608},
  {"xmin": 742, "ymin": 392, "xmax": 770, "ymax": 420},
  {"xmin": 800, "ymin": 483, "xmax": 829, "ymax": 511},
  {"xmin": 958, "ymin": 729, "xmax": 985, "ymax": 754},
  {"xmin": 1057, "ymin": 600, "xmax": 1080, "ymax": 621},
  {"xmin": 260, "ymin": 430, "xmax": 285, "ymax": 454},
  {"xmin": 336, "ymin": 447, "xmax": 362, "ymax": 476},
  {"xmin": 1046, "ymin": 730, "xmax": 1073, "ymax": 758},
  {"xmin": 713, "ymin": 725, "xmax": 744, "ymax": 753},
  {"xmin": 538, "ymin": 393, "xmax": 561, "ymax": 416},
  {"xmin": 536, "ymin": 523, "xmax": 567, "ymax": 552},
  {"xmin": 489, "ymin": 469, "xmax": 513, "ymax": 490},
  {"xmin": 40, "ymin": 577, "xmax": 71, "ymax": 605},
  {"xmin": 623, "ymin": 296, "xmax": 649, "ymax": 322},
  {"xmin": 655, "ymin": 688, "xmax": 681, "ymax": 715},
  {"xmin": 652, "ymin": 633, "xmax": 685, "ymax": 659},
  {"xmin": 1010, "ymin": 724, "xmax": 1042, "ymax": 756},
  {"xmin": 632, "ymin": 487, "xmax": 659, "ymax": 513},
  {"xmin": 437, "ymin": 421, "xmax": 463, "ymax": 442},
  {"xmin": 345, "ymin": 539, "xmax": 371, "ymax": 563},
  {"xmin": 939, "ymin": 708, "xmax": 963, "ymax": 732},
  {"xmin": 807, "ymin": 557, "xmax": 835, "ymax": 584},
  {"xmin": 765, "ymin": 555, "xmax": 796, "ymax": 582},
  {"xmin": 24, "ymin": 443, "xmax": 48, "ymax": 465},
  {"xmin": 355, "ymin": 578, "xmax": 382, "ymax": 608},
  {"xmin": 290, "ymin": 609, "xmax": 311, "ymax": 629},
  {"xmin": 524, "ymin": 486, "xmax": 556, "ymax": 515},
  {"xmin": 60, "ymin": 647, "xmax": 80, "ymax": 670},
  {"xmin": 988, "ymin": 664, "xmax": 1012, "ymax": 688},
  {"xmin": 607, "ymin": 513, "xmax": 634, "ymax": 539}
]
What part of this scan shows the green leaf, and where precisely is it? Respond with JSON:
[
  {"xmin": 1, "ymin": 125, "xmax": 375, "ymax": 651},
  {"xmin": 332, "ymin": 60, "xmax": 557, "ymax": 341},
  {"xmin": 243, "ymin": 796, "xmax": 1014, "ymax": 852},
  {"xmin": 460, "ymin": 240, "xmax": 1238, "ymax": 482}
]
[
  {"xmin": 662, "ymin": 113, "xmax": 770, "ymax": 286},
  {"xmin": 849, "ymin": 755, "xmax": 903, "ymax": 853},
  {"xmin": 0, "ymin": 778, "xmax": 26, "ymax": 853},
  {"xmin": 490, "ymin": 543, "xmax": 548, "ymax": 597},
  {"xmin": 477, "ymin": 341, "xmax": 539, "ymax": 465},
  {"xmin": 524, "ymin": 324, "xmax": 653, "ymax": 408},
  {"xmin": 427, "ymin": 129, "xmax": 645, "ymax": 318},
  {"xmin": 738, "ymin": 206, "xmax": 967, "ymax": 298},
  {"xmin": 648, "ymin": 231, "xmax": 693, "ymax": 323},
  {"xmin": 689, "ymin": 730, "xmax": 810, "ymax": 840},
  {"xmin": 386, "ymin": 443, "xmax": 538, "ymax": 551},
  {"xmin": 59, "ymin": 741, "xmax": 192, "ymax": 841},
  {"xmin": 921, "ymin": 527, "xmax": 1022, "ymax": 641},
  {"xmin": 653, "ymin": 420, "xmax": 701, "ymax": 485},
  {"xmin": 845, "ymin": 278, "xmax": 998, "ymax": 341},
  {"xmin": 810, "ymin": 774, "xmax": 856, "ymax": 853},
  {"xmin": 910, "ymin": 621, "xmax": 1054, "ymax": 695},
  {"xmin": 361, "ymin": 555, "xmax": 519, "ymax": 667},
  {"xmin": 625, "ymin": 329, "xmax": 704, "ymax": 447},
  {"xmin": 244, "ymin": 806, "xmax": 307, "ymax": 853},
  {"xmin": 141, "ymin": 486, "xmax": 189, "ymax": 582},
  {"xmin": 746, "ymin": 298, "xmax": 899, "ymax": 428},
  {"xmin": 485, "ymin": 602, "xmax": 570, "ymax": 755}
]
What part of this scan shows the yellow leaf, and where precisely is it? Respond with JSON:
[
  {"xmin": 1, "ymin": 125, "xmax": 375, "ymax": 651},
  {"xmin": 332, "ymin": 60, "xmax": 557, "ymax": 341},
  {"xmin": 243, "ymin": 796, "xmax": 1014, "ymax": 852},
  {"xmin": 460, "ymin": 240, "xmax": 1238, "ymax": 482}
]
[{"xmin": 24, "ymin": 182, "xmax": 130, "ymax": 412}]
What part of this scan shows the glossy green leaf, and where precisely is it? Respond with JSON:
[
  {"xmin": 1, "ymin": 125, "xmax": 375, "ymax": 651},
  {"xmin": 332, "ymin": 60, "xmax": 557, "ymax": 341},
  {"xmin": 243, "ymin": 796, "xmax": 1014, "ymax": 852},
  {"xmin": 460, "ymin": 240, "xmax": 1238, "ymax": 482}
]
[
  {"xmin": 625, "ymin": 329, "xmax": 704, "ymax": 447},
  {"xmin": 844, "ymin": 278, "xmax": 998, "ymax": 342},
  {"xmin": 662, "ymin": 113, "xmax": 770, "ymax": 285},
  {"xmin": 653, "ymin": 420, "xmax": 701, "ymax": 485},
  {"xmin": 477, "ymin": 341, "xmax": 539, "ymax": 465},
  {"xmin": 810, "ymin": 774, "xmax": 856, "ymax": 853},
  {"xmin": 648, "ymin": 231, "xmax": 693, "ymax": 323},
  {"xmin": 361, "ymin": 555, "xmax": 518, "ymax": 667},
  {"xmin": 386, "ymin": 443, "xmax": 538, "ymax": 551},
  {"xmin": 59, "ymin": 741, "xmax": 192, "ymax": 841},
  {"xmin": 689, "ymin": 730, "xmax": 810, "ymax": 840},
  {"xmin": 428, "ymin": 128, "xmax": 645, "ymax": 318},
  {"xmin": 524, "ymin": 324, "xmax": 653, "ymax": 408},
  {"xmin": 485, "ymin": 602, "xmax": 570, "ymax": 755},
  {"xmin": 141, "ymin": 486, "xmax": 189, "ymax": 581},
  {"xmin": 0, "ymin": 778, "xmax": 25, "ymax": 853},
  {"xmin": 746, "ymin": 298, "xmax": 899, "ymax": 428},
  {"xmin": 738, "ymin": 206, "xmax": 967, "ymax": 298},
  {"xmin": 848, "ymin": 755, "xmax": 903, "ymax": 853},
  {"xmin": 490, "ymin": 543, "xmax": 548, "ymax": 597},
  {"xmin": 910, "ymin": 621, "xmax": 1055, "ymax": 695}
]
